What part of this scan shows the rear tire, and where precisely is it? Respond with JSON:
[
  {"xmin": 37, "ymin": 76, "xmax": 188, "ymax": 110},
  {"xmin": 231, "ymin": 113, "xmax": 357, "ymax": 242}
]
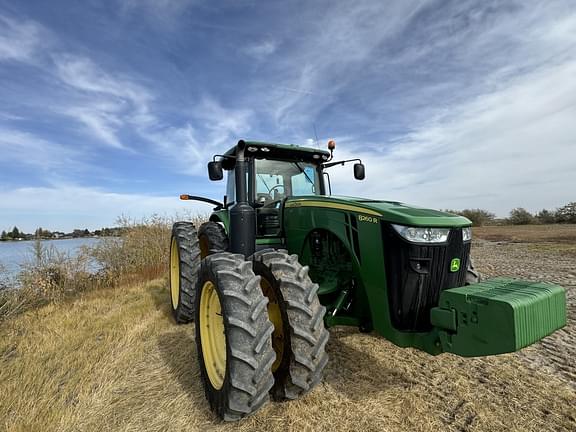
[
  {"xmin": 198, "ymin": 221, "xmax": 229, "ymax": 258},
  {"xmin": 251, "ymin": 249, "xmax": 329, "ymax": 401},
  {"xmin": 170, "ymin": 222, "xmax": 200, "ymax": 323},
  {"xmin": 195, "ymin": 252, "xmax": 275, "ymax": 421}
]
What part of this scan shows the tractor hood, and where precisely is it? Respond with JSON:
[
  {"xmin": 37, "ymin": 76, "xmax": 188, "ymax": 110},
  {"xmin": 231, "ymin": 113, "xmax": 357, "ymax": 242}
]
[{"xmin": 284, "ymin": 195, "xmax": 471, "ymax": 227}]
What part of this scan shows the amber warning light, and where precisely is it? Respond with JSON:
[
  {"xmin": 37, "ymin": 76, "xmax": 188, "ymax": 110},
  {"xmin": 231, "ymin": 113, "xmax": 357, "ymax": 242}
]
[
  {"xmin": 327, "ymin": 139, "xmax": 336, "ymax": 150},
  {"xmin": 180, "ymin": 194, "xmax": 190, "ymax": 200}
]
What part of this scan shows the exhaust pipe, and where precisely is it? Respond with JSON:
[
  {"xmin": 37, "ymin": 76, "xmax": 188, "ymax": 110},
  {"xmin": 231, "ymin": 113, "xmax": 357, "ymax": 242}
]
[{"xmin": 229, "ymin": 140, "xmax": 256, "ymax": 257}]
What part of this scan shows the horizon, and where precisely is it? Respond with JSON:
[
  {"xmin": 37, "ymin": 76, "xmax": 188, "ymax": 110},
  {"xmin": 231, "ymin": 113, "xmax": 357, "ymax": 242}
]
[{"xmin": 1, "ymin": 0, "xmax": 575, "ymax": 232}]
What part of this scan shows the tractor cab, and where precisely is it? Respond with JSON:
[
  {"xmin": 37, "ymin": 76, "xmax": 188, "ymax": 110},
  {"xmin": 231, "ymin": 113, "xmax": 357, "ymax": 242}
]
[
  {"xmin": 220, "ymin": 142, "xmax": 328, "ymax": 237},
  {"xmin": 208, "ymin": 140, "xmax": 365, "ymax": 239}
]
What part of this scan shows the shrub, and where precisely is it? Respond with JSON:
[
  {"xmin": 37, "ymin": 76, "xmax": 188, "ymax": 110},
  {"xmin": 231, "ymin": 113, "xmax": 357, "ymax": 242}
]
[
  {"xmin": 87, "ymin": 214, "xmax": 207, "ymax": 286},
  {"xmin": 444, "ymin": 209, "xmax": 496, "ymax": 226},
  {"xmin": 536, "ymin": 209, "xmax": 556, "ymax": 224},
  {"xmin": 508, "ymin": 208, "xmax": 534, "ymax": 225},
  {"xmin": 1, "ymin": 240, "xmax": 95, "ymax": 320},
  {"xmin": 88, "ymin": 215, "xmax": 172, "ymax": 285},
  {"xmin": 555, "ymin": 202, "xmax": 576, "ymax": 224}
]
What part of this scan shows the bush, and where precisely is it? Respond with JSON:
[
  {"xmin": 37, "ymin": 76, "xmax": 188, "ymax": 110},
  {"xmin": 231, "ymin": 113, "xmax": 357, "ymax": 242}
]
[
  {"xmin": 536, "ymin": 209, "xmax": 556, "ymax": 224},
  {"xmin": 87, "ymin": 214, "xmax": 206, "ymax": 286},
  {"xmin": 1, "ymin": 240, "xmax": 95, "ymax": 320},
  {"xmin": 555, "ymin": 202, "xmax": 576, "ymax": 224},
  {"xmin": 444, "ymin": 209, "xmax": 496, "ymax": 226},
  {"xmin": 88, "ymin": 215, "xmax": 172, "ymax": 286},
  {"xmin": 508, "ymin": 208, "xmax": 534, "ymax": 225}
]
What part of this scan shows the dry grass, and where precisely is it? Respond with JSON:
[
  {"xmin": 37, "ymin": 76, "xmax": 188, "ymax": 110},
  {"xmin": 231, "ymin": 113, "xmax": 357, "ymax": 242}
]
[
  {"xmin": 0, "ymin": 215, "xmax": 207, "ymax": 321},
  {"xmin": 2, "ymin": 264, "xmax": 575, "ymax": 430},
  {"xmin": 1, "ymin": 240, "xmax": 96, "ymax": 321},
  {"xmin": 474, "ymin": 224, "xmax": 576, "ymax": 243}
]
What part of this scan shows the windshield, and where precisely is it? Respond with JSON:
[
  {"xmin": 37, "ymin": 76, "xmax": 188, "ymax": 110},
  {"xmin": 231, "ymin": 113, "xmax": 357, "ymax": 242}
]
[{"xmin": 254, "ymin": 159, "xmax": 320, "ymax": 203}]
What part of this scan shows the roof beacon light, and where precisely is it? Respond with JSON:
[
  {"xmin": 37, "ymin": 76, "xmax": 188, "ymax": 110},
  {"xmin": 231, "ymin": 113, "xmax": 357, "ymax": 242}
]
[{"xmin": 327, "ymin": 139, "xmax": 336, "ymax": 150}]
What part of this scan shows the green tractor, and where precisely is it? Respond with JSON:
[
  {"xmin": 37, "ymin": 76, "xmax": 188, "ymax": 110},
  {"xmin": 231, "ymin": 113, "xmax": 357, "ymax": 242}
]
[{"xmin": 169, "ymin": 140, "xmax": 566, "ymax": 421}]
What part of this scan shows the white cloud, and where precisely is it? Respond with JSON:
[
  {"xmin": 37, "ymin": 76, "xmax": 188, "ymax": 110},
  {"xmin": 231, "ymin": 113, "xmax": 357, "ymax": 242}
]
[
  {"xmin": 263, "ymin": 1, "xmax": 428, "ymax": 127},
  {"xmin": 243, "ymin": 40, "xmax": 277, "ymax": 60},
  {"xmin": 53, "ymin": 55, "xmax": 152, "ymax": 110},
  {"xmin": 329, "ymin": 58, "xmax": 576, "ymax": 216},
  {"xmin": 0, "ymin": 14, "xmax": 46, "ymax": 63},
  {"xmin": 118, "ymin": 0, "xmax": 200, "ymax": 24},
  {"xmin": 51, "ymin": 54, "xmax": 155, "ymax": 149},
  {"xmin": 0, "ymin": 128, "xmax": 81, "ymax": 171},
  {"xmin": 0, "ymin": 185, "xmax": 210, "ymax": 232},
  {"xmin": 142, "ymin": 96, "xmax": 253, "ymax": 173},
  {"xmin": 79, "ymin": 111, "xmax": 125, "ymax": 148}
]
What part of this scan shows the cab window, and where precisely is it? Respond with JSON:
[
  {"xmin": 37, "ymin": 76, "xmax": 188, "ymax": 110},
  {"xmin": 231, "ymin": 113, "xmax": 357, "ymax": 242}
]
[{"xmin": 254, "ymin": 159, "xmax": 319, "ymax": 205}]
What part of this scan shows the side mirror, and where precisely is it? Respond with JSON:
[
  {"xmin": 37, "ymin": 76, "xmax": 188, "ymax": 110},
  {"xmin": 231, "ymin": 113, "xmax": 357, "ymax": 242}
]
[
  {"xmin": 208, "ymin": 161, "xmax": 223, "ymax": 181},
  {"xmin": 353, "ymin": 163, "xmax": 365, "ymax": 180}
]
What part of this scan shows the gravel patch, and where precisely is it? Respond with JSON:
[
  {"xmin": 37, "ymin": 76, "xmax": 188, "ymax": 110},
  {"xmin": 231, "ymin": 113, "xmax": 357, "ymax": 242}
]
[{"xmin": 472, "ymin": 239, "xmax": 576, "ymax": 389}]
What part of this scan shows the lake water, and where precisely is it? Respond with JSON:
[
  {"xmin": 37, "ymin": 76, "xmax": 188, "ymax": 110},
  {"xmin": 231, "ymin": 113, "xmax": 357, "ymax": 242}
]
[{"xmin": 0, "ymin": 238, "xmax": 101, "ymax": 280}]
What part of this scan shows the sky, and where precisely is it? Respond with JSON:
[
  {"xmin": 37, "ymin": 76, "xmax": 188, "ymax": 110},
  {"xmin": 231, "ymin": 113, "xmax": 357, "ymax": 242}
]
[{"xmin": 0, "ymin": 0, "xmax": 575, "ymax": 232}]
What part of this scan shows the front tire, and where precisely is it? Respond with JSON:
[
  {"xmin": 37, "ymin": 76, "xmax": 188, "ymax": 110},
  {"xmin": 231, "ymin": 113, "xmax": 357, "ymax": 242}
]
[
  {"xmin": 195, "ymin": 252, "xmax": 276, "ymax": 421},
  {"xmin": 170, "ymin": 222, "xmax": 200, "ymax": 323},
  {"xmin": 252, "ymin": 249, "xmax": 330, "ymax": 401}
]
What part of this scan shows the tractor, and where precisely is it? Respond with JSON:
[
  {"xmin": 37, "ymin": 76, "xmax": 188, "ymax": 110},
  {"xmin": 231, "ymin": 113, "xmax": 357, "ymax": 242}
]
[{"xmin": 169, "ymin": 139, "xmax": 566, "ymax": 421}]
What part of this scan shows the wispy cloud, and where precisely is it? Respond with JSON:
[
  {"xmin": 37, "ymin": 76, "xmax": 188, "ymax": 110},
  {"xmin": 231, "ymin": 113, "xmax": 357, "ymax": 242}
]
[
  {"xmin": 0, "ymin": 128, "xmax": 81, "ymax": 171},
  {"xmin": 50, "ymin": 54, "xmax": 154, "ymax": 150},
  {"xmin": 1, "ymin": 1, "xmax": 576, "ymax": 230},
  {"xmin": 53, "ymin": 54, "xmax": 152, "ymax": 110},
  {"xmin": 243, "ymin": 40, "xmax": 277, "ymax": 61},
  {"xmin": 141, "ymin": 96, "xmax": 254, "ymax": 173},
  {"xmin": 0, "ymin": 13, "xmax": 46, "ymax": 63},
  {"xmin": 117, "ymin": 0, "xmax": 200, "ymax": 25},
  {"xmin": 330, "ymin": 57, "xmax": 576, "ymax": 215}
]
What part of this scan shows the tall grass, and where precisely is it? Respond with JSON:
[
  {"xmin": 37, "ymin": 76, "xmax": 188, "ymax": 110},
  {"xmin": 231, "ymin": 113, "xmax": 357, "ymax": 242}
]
[
  {"xmin": 0, "ymin": 214, "xmax": 207, "ymax": 321},
  {"xmin": 90, "ymin": 215, "xmax": 175, "ymax": 285}
]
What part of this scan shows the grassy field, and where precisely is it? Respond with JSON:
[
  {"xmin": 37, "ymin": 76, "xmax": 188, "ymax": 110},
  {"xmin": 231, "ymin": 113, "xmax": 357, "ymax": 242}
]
[
  {"xmin": 1, "ymin": 225, "xmax": 575, "ymax": 431},
  {"xmin": 474, "ymin": 223, "xmax": 576, "ymax": 244}
]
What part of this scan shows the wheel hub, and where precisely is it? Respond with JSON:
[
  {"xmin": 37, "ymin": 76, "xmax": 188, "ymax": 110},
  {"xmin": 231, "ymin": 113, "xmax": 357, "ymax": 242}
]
[
  {"xmin": 170, "ymin": 237, "xmax": 180, "ymax": 309},
  {"xmin": 199, "ymin": 281, "xmax": 227, "ymax": 389}
]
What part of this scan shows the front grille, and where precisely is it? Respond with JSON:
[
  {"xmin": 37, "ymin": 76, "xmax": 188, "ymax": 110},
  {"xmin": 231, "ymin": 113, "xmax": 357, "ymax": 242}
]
[{"xmin": 382, "ymin": 223, "xmax": 471, "ymax": 332}]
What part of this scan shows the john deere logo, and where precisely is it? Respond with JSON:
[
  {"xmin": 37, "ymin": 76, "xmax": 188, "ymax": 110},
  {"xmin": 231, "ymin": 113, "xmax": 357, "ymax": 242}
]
[{"xmin": 450, "ymin": 258, "xmax": 461, "ymax": 272}]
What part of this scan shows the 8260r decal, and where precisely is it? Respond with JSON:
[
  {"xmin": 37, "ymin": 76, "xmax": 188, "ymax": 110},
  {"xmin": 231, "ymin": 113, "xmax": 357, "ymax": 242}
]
[{"xmin": 358, "ymin": 215, "xmax": 378, "ymax": 223}]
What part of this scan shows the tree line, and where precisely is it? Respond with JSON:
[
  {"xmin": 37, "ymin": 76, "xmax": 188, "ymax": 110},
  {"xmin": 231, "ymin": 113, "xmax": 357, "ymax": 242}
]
[
  {"xmin": 445, "ymin": 202, "xmax": 576, "ymax": 227},
  {"xmin": 0, "ymin": 226, "xmax": 124, "ymax": 241}
]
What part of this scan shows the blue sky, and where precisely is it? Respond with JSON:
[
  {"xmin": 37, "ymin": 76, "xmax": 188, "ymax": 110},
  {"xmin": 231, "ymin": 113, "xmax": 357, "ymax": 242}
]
[{"xmin": 1, "ymin": 0, "xmax": 575, "ymax": 232}]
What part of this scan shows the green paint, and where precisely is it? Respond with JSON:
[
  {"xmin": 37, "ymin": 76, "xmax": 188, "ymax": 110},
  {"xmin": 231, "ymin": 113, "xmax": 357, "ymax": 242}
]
[
  {"xmin": 431, "ymin": 278, "xmax": 566, "ymax": 356},
  {"xmin": 450, "ymin": 258, "xmax": 461, "ymax": 272},
  {"xmin": 204, "ymin": 141, "xmax": 566, "ymax": 358}
]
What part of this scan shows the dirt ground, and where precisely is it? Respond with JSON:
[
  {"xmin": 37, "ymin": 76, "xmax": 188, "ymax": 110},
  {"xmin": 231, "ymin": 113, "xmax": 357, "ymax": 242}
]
[{"xmin": 1, "ymin": 225, "xmax": 575, "ymax": 432}]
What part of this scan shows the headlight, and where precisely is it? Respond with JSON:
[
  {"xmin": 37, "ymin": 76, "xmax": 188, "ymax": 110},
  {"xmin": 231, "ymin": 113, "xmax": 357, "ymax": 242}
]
[
  {"xmin": 392, "ymin": 224, "xmax": 450, "ymax": 244},
  {"xmin": 462, "ymin": 227, "xmax": 472, "ymax": 242}
]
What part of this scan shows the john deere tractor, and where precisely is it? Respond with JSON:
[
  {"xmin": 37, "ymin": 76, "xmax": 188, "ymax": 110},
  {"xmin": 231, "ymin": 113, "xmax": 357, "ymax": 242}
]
[{"xmin": 169, "ymin": 139, "xmax": 566, "ymax": 421}]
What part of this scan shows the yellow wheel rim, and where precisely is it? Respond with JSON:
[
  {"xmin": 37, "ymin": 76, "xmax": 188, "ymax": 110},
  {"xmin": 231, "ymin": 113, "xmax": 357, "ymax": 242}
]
[
  {"xmin": 199, "ymin": 281, "xmax": 227, "ymax": 389},
  {"xmin": 199, "ymin": 235, "xmax": 209, "ymax": 259},
  {"xmin": 261, "ymin": 277, "xmax": 284, "ymax": 372},
  {"xmin": 170, "ymin": 237, "xmax": 180, "ymax": 309}
]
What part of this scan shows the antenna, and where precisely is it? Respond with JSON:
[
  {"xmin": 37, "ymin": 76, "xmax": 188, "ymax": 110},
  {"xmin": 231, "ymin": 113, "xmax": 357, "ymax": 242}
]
[{"xmin": 313, "ymin": 123, "xmax": 320, "ymax": 148}]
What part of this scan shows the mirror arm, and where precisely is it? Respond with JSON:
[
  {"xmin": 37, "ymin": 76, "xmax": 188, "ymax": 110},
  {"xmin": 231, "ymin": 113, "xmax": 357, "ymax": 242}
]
[
  {"xmin": 322, "ymin": 158, "xmax": 362, "ymax": 169},
  {"xmin": 180, "ymin": 195, "xmax": 224, "ymax": 210},
  {"xmin": 213, "ymin": 154, "xmax": 236, "ymax": 162}
]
